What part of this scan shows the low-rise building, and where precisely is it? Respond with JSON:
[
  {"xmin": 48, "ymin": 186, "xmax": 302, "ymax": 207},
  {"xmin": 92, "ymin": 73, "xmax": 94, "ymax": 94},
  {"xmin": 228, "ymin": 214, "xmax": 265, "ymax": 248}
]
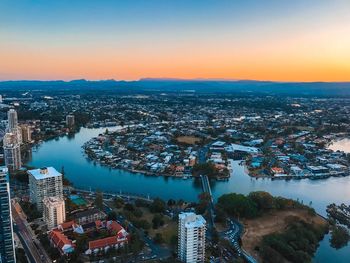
[
  {"xmin": 86, "ymin": 220, "xmax": 129, "ymax": 254},
  {"xmin": 74, "ymin": 208, "xmax": 106, "ymax": 225},
  {"xmin": 49, "ymin": 230, "xmax": 75, "ymax": 255}
]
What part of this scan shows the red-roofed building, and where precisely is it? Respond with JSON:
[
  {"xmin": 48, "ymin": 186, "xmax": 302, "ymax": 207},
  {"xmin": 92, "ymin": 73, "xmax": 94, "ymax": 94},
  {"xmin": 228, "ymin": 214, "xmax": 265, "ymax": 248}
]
[
  {"xmin": 58, "ymin": 220, "xmax": 75, "ymax": 232},
  {"xmin": 49, "ymin": 230, "xmax": 75, "ymax": 255},
  {"xmin": 271, "ymin": 167, "xmax": 285, "ymax": 175},
  {"xmin": 107, "ymin": 220, "xmax": 123, "ymax": 235},
  {"xmin": 86, "ymin": 221, "xmax": 129, "ymax": 254},
  {"xmin": 95, "ymin": 220, "xmax": 104, "ymax": 230}
]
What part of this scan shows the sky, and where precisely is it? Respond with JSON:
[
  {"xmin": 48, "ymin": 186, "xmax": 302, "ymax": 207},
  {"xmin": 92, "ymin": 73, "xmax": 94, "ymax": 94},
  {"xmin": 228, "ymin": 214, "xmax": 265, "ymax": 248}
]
[{"xmin": 1, "ymin": 0, "xmax": 350, "ymax": 82}]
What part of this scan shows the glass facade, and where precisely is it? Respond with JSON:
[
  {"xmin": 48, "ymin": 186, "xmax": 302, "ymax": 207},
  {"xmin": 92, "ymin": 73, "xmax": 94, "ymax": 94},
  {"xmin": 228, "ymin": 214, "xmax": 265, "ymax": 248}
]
[{"xmin": 0, "ymin": 168, "xmax": 16, "ymax": 263}]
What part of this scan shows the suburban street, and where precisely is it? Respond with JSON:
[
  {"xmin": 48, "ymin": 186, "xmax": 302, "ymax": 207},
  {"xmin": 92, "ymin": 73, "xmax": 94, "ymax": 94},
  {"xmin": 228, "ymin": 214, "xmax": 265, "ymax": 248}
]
[{"xmin": 11, "ymin": 201, "xmax": 52, "ymax": 263}]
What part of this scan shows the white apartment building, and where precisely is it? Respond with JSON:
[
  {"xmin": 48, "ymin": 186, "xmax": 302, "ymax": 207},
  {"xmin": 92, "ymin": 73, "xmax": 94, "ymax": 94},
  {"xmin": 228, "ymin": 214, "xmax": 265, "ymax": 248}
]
[
  {"xmin": 3, "ymin": 132, "xmax": 21, "ymax": 172},
  {"xmin": 43, "ymin": 197, "xmax": 66, "ymax": 230},
  {"xmin": 178, "ymin": 212, "xmax": 206, "ymax": 263},
  {"xmin": 29, "ymin": 167, "xmax": 63, "ymax": 212}
]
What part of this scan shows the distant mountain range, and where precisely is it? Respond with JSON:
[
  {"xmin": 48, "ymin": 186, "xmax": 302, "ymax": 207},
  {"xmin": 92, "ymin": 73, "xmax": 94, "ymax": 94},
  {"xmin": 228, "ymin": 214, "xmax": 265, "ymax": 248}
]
[{"xmin": 1, "ymin": 79, "xmax": 350, "ymax": 96}]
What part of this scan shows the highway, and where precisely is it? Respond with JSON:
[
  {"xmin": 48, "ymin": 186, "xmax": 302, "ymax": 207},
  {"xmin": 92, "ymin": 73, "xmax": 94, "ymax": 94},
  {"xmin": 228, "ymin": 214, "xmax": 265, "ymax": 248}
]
[{"xmin": 11, "ymin": 201, "xmax": 52, "ymax": 263}]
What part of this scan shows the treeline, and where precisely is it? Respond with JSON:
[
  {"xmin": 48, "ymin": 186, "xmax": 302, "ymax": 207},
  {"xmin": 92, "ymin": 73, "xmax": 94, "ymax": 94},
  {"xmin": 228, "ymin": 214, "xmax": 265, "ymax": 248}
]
[
  {"xmin": 216, "ymin": 191, "xmax": 315, "ymax": 220},
  {"xmin": 260, "ymin": 219, "xmax": 328, "ymax": 263}
]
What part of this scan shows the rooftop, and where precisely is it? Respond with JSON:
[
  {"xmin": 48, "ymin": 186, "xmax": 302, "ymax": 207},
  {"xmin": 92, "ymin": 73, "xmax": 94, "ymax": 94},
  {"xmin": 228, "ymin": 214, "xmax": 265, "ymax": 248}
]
[
  {"xmin": 179, "ymin": 212, "xmax": 206, "ymax": 228},
  {"xmin": 28, "ymin": 167, "xmax": 62, "ymax": 180}
]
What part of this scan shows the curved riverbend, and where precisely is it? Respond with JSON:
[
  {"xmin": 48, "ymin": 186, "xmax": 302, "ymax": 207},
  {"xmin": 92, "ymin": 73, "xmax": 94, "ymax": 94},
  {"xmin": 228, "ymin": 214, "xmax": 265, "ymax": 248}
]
[{"xmin": 27, "ymin": 127, "xmax": 350, "ymax": 262}]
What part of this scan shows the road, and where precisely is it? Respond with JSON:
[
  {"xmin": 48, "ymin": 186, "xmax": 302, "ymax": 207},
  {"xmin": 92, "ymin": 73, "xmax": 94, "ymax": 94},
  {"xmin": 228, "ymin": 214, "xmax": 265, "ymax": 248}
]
[
  {"xmin": 11, "ymin": 201, "xmax": 52, "ymax": 263},
  {"xmin": 221, "ymin": 219, "xmax": 257, "ymax": 263}
]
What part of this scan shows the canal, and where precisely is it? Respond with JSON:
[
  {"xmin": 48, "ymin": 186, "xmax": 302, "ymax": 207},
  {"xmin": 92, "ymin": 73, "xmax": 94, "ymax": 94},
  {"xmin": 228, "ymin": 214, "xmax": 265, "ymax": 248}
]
[{"xmin": 27, "ymin": 127, "xmax": 350, "ymax": 262}]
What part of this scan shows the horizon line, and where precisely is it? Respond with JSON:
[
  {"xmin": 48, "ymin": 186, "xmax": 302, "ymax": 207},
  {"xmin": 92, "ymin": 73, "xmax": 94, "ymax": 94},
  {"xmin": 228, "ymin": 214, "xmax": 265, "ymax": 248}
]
[{"xmin": 1, "ymin": 78, "xmax": 350, "ymax": 84}]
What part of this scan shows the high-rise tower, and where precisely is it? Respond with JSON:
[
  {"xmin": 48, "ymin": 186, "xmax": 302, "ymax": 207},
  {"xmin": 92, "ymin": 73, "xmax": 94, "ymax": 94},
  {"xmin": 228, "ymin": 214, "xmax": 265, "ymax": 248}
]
[{"xmin": 0, "ymin": 167, "xmax": 16, "ymax": 263}]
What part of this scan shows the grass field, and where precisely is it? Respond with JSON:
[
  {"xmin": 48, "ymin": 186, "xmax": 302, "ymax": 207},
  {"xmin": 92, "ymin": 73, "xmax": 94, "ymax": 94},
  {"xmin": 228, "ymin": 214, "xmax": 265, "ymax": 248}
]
[{"xmin": 140, "ymin": 208, "xmax": 177, "ymax": 245}]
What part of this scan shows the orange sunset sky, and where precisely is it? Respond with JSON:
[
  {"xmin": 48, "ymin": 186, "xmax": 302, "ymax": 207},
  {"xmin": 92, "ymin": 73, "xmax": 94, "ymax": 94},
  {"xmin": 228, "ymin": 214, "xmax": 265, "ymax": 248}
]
[{"xmin": 1, "ymin": 0, "xmax": 350, "ymax": 82}]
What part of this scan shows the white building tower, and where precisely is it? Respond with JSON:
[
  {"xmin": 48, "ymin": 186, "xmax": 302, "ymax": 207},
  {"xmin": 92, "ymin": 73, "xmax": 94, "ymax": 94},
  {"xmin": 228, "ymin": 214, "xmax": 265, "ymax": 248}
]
[
  {"xmin": 178, "ymin": 212, "xmax": 206, "ymax": 263},
  {"xmin": 3, "ymin": 133, "xmax": 21, "ymax": 172},
  {"xmin": 28, "ymin": 167, "xmax": 63, "ymax": 212}
]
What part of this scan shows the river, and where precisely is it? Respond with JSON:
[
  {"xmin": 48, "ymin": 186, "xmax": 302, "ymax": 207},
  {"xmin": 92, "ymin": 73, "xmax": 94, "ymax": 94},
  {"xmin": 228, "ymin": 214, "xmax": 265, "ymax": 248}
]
[{"xmin": 27, "ymin": 127, "xmax": 350, "ymax": 262}]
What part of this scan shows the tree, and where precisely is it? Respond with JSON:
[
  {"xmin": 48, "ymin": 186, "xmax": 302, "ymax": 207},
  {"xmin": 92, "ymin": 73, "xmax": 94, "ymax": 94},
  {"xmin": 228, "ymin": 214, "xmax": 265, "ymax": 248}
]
[
  {"xmin": 330, "ymin": 226, "xmax": 350, "ymax": 249},
  {"xmin": 75, "ymin": 234, "xmax": 89, "ymax": 253},
  {"xmin": 167, "ymin": 199, "xmax": 176, "ymax": 207},
  {"xmin": 248, "ymin": 191, "xmax": 275, "ymax": 212},
  {"xmin": 154, "ymin": 233, "xmax": 164, "ymax": 244},
  {"xmin": 107, "ymin": 211, "xmax": 117, "ymax": 220},
  {"xmin": 124, "ymin": 203, "xmax": 135, "ymax": 212},
  {"xmin": 95, "ymin": 190, "xmax": 104, "ymax": 210},
  {"xmin": 192, "ymin": 162, "xmax": 218, "ymax": 178},
  {"xmin": 196, "ymin": 192, "xmax": 210, "ymax": 214},
  {"xmin": 149, "ymin": 198, "xmax": 166, "ymax": 213},
  {"xmin": 152, "ymin": 214, "xmax": 165, "ymax": 229},
  {"xmin": 217, "ymin": 193, "xmax": 258, "ymax": 218},
  {"xmin": 114, "ymin": 197, "xmax": 124, "ymax": 208}
]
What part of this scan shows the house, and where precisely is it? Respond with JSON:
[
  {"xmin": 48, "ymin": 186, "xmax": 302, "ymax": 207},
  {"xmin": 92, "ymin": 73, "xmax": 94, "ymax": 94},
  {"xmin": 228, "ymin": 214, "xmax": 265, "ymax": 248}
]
[
  {"xmin": 87, "ymin": 236, "xmax": 128, "ymax": 254},
  {"xmin": 271, "ymin": 167, "xmax": 284, "ymax": 175},
  {"xmin": 49, "ymin": 230, "xmax": 75, "ymax": 255},
  {"xmin": 74, "ymin": 208, "xmax": 106, "ymax": 225},
  {"xmin": 290, "ymin": 166, "xmax": 304, "ymax": 176},
  {"xmin": 307, "ymin": 166, "xmax": 329, "ymax": 175}
]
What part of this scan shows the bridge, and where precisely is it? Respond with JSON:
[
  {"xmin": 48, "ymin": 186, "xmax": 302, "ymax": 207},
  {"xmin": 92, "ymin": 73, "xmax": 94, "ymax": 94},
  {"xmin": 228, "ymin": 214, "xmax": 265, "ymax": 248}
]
[{"xmin": 200, "ymin": 174, "xmax": 216, "ymax": 230}]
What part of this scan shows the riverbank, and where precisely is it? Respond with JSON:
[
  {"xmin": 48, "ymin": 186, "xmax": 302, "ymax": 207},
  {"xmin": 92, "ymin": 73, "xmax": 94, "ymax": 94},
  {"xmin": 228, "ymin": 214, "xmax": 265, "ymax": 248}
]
[
  {"xmin": 26, "ymin": 126, "xmax": 350, "ymax": 263},
  {"xmin": 242, "ymin": 209, "xmax": 328, "ymax": 262}
]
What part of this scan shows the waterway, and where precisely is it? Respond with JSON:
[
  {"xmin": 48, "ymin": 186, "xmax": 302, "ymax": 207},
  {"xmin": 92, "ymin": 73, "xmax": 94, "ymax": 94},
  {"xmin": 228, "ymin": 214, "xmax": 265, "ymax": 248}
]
[{"xmin": 27, "ymin": 127, "xmax": 350, "ymax": 262}]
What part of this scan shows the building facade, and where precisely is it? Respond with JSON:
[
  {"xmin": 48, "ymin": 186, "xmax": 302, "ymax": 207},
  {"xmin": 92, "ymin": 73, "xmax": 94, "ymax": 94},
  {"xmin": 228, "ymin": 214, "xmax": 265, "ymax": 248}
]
[
  {"xmin": 66, "ymin": 114, "xmax": 75, "ymax": 128},
  {"xmin": 0, "ymin": 167, "xmax": 16, "ymax": 263},
  {"xmin": 43, "ymin": 197, "xmax": 66, "ymax": 230},
  {"xmin": 3, "ymin": 133, "xmax": 21, "ymax": 172},
  {"xmin": 178, "ymin": 212, "xmax": 206, "ymax": 263},
  {"xmin": 73, "ymin": 208, "xmax": 106, "ymax": 225},
  {"xmin": 7, "ymin": 109, "xmax": 18, "ymax": 131},
  {"xmin": 20, "ymin": 124, "xmax": 32, "ymax": 143},
  {"xmin": 29, "ymin": 167, "xmax": 63, "ymax": 212}
]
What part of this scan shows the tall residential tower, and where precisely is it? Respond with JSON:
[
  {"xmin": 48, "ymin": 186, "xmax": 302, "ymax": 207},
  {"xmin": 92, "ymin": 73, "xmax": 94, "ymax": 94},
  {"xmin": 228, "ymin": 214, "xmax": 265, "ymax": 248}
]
[
  {"xmin": 3, "ymin": 133, "xmax": 21, "ymax": 172},
  {"xmin": 178, "ymin": 212, "xmax": 206, "ymax": 263},
  {"xmin": 0, "ymin": 167, "xmax": 16, "ymax": 263},
  {"xmin": 28, "ymin": 167, "xmax": 63, "ymax": 212}
]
